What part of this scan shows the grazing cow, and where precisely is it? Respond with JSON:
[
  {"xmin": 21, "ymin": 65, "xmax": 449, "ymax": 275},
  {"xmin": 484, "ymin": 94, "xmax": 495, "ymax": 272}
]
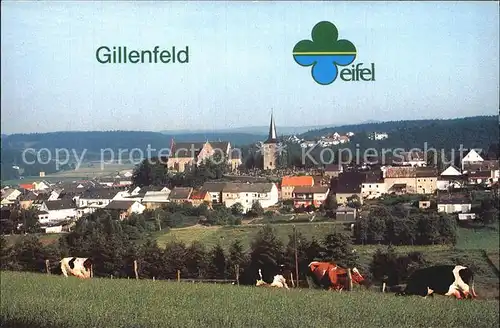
[
  {"xmin": 396, "ymin": 265, "xmax": 477, "ymax": 299},
  {"xmin": 60, "ymin": 257, "xmax": 93, "ymax": 279},
  {"xmin": 306, "ymin": 261, "xmax": 368, "ymax": 291},
  {"xmin": 255, "ymin": 269, "xmax": 289, "ymax": 289}
]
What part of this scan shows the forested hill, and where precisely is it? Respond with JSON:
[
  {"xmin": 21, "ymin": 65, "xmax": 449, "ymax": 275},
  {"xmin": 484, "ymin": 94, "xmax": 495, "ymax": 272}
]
[
  {"xmin": 299, "ymin": 116, "xmax": 499, "ymax": 150},
  {"xmin": 0, "ymin": 131, "xmax": 266, "ymax": 152}
]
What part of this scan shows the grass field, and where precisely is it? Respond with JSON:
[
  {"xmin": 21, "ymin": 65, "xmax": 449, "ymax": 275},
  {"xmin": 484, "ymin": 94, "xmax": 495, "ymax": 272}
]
[
  {"xmin": 1, "ymin": 271, "xmax": 498, "ymax": 328},
  {"xmin": 156, "ymin": 221, "xmax": 345, "ymax": 250}
]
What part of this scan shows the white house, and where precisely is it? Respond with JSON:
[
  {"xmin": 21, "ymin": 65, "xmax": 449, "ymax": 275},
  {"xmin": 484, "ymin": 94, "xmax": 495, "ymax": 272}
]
[
  {"xmin": 77, "ymin": 189, "xmax": 120, "ymax": 208},
  {"xmin": 142, "ymin": 190, "xmax": 171, "ymax": 209},
  {"xmin": 461, "ymin": 149, "xmax": 484, "ymax": 170},
  {"xmin": 122, "ymin": 171, "xmax": 133, "ymax": 178},
  {"xmin": 202, "ymin": 182, "xmax": 228, "ymax": 204},
  {"xmin": 38, "ymin": 199, "xmax": 78, "ymax": 224},
  {"xmin": 458, "ymin": 213, "xmax": 476, "ymax": 221},
  {"xmin": 361, "ymin": 181, "xmax": 386, "ymax": 199},
  {"xmin": 104, "ymin": 200, "xmax": 146, "ymax": 220},
  {"xmin": 47, "ymin": 190, "xmax": 61, "ymax": 201},
  {"xmin": 42, "ymin": 225, "xmax": 63, "ymax": 233},
  {"xmin": 369, "ymin": 132, "xmax": 388, "ymax": 140},
  {"xmin": 222, "ymin": 182, "xmax": 279, "ymax": 213},
  {"xmin": 437, "ymin": 193, "xmax": 472, "ymax": 214},
  {"xmin": 33, "ymin": 181, "xmax": 51, "ymax": 191},
  {"xmin": 437, "ymin": 165, "xmax": 465, "ymax": 190},
  {"xmin": 0, "ymin": 188, "xmax": 22, "ymax": 206}
]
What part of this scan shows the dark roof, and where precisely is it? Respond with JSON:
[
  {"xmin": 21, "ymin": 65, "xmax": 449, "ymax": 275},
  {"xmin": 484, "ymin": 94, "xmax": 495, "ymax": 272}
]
[
  {"xmin": 99, "ymin": 178, "xmax": 119, "ymax": 183},
  {"xmin": 210, "ymin": 141, "xmax": 230, "ymax": 153},
  {"xmin": 293, "ymin": 186, "xmax": 329, "ymax": 194},
  {"xmin": 81, "ymin": 188, "xmax": 119, "ymax": 199},
  {"xmin": 202, "ymin": 182, "xmax": 227, "ymax": 193},
  {"xmin": 105, "ymin": 201, "xmax": 136, "ymax": 210},
  {"xmin": 437, "ymin": 192, "xmax": 471, "ymax": 204},
  {"xmin": 336, "ymin": 206, "xmax": 356, "ymax": 213},
  {"xmin": 389, "ymin": 183, "xmax": 407, "ymax": 189},
  {"xmin": 263, "ymin": 114, "xmax": 278, "ymax": 144},
  {"xmin": 171, "ymin": 141, "xmax": 230, "ymax": 158},
  {"xmin": 19, "ymin": 191, "xmax": 38, "ymax": 201},
  {"xmin": 230, "ymin": 148, "xmax": 242, "ymax": 160},
  {"xmin": 172, "ymin": 142, "xmax": 204, "ymax": 158},
  {"xmin": 336, "ymin": 172, "xmax": 365, "ymax": 194},
  {"xmin": 468, "ymin": 171, "xmax": 492, "ymax": 178},
  {"xmin": 324, "ymin": 163, "xmax": 342, "ymax": 172},
  {"xmin": 137, "ymin": 186, "xmax": 167, "ymax": 196},
  {"xmin": 169, "ymin": 187, "xmax": 193, "ymax": 199},
  {"xmin": 416, "ymin": 167, "xmax": 438, "ymax": 178},
  {"xmin": 464, "ymin": 160, "xmax": 499, "ymax": 172},
  {"xmin": 364, "ymin": 171, "xmax": 384, "ymax": 183},
  {"xmin": 35, "ymin": 193, "xmax": 51, "ymax": 201},
  {"xmin": 44, "ymin": 199, "xmax": 76, "ymax": 210},
  {"xmin": 385, "ymin": 167, "xmax": 416, "ymax": 178}
]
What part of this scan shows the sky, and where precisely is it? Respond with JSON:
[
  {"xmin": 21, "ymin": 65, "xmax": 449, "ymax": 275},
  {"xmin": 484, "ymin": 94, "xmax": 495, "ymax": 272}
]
[{"xmin": 1, "ymin": 1, "xmax": 499, "ymax": 134}]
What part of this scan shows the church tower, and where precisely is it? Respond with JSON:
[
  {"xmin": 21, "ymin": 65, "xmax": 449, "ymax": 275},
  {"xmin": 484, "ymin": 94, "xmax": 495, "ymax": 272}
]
[{"xmin": 262, "ymin": 113, "xmax": 278, "ymax": 170}]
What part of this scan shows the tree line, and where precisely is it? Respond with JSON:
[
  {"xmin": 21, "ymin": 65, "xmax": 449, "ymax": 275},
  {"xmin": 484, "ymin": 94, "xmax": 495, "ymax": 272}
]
[
  {"xmin": 353, "ymin": 205, "xmax": 458, "ymax": 246},
  {"xmin": 0, "ymin": 213, "xmax": 432, "ymax": 287}
]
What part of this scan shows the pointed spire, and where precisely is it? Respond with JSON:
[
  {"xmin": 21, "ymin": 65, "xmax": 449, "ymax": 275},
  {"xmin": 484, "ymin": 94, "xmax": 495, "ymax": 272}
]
[{"xmin": 265, "ymin": 111, "xmax": 278, "ymax": 144}]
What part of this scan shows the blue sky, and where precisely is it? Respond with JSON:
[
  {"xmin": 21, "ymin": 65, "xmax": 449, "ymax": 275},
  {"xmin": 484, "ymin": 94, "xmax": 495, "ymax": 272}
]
[{"xmin": 1, "ymin": 1, "xmax": 498, "ymax": 134}]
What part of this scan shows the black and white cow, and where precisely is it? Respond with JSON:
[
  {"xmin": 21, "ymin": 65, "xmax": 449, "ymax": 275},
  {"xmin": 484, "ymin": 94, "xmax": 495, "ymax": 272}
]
[
  {"xmin": 60, "ymin": 257, "xmax": 93, "ymax": 279},
  {"xmin": 397, "ymin": 265, "xmax": 477, "ymax": 299},
  {"xmin": 255, "ymin": 264, "xmax": 295, "ymax": 288}
]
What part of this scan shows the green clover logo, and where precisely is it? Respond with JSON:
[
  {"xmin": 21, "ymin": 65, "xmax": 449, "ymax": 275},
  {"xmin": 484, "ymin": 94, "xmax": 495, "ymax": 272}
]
[{"xmin": 293, "ymin": 21, "xmax": 357, "ymax": 85}]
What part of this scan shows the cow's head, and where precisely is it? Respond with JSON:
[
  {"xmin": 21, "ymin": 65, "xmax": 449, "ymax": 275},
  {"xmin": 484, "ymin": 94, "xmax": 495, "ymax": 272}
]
[
  {"xmin": 351, "ymin": 268, "xmax": 368, "ymax": 286},
  {"xmin": 256, "ymin": 279, "xmax": 267, "ymax": 287},
  {"xmin": 83, "ymin": 258, "xmax": 92, "ymax": 271}
]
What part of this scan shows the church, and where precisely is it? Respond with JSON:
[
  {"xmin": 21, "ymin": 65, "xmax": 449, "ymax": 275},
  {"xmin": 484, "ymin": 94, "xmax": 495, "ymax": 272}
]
[{"xmin": 262, "ymin": 114, "xmax": 279, "ymax": 171}]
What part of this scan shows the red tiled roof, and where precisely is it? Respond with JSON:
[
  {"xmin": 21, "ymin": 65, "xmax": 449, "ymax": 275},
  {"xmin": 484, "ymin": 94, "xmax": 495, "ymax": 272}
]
[
  {"xmin": 281, "ymin": 176, "xmax": 314, "ymax": 187},
  {"xmin": 190, "ymin": 190, "xmax": 208, "ymax": 200},
  {"xmin": 19, "ymin": 183, "xmax": 34, "ymax": 190}
]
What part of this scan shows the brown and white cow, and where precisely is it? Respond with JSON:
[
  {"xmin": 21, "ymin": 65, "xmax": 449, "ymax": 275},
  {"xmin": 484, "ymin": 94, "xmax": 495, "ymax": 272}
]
[
  {"xmin": 60, "ymin": 257, "xmax": 93, "ymax": 279},
  {"xmin": 306, "ymin": 261, "xmax": 368, "ymax": 291},
  {"xmin": 396, "ymin": 265, "xmax": 478, "ymax": 299}
]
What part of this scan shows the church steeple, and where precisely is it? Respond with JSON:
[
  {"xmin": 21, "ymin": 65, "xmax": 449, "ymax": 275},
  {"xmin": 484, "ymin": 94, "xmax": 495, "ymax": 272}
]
[{"xmin": 264, "ymin": 112, "xmax": 278, "ymax": 144}]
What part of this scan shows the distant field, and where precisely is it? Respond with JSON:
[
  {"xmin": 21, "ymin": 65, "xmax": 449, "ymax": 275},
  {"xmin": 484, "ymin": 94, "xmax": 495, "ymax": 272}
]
[
  {"xmin": 4, "ymin": 233, "xmax": 61, "ymax": 247},
  {"xmin": 1, "ymin": 271, "xmax": 498, "ymax": 328},
  {"xmin": 2, "ymin": 163, "xmax": 135, "ymax": 185},
  {"xmin": 156, "ymin": 221, "xmax": 346, "ymax": 251},
  {"xmin": 456, "ymin": 223, "xmax": 500, "ymax": 251}
]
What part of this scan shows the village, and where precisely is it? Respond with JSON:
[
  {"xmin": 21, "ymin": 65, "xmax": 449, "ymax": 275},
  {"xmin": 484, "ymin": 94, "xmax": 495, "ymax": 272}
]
[{"xmin": 1, "ymin": 116, "xmax": 498, "ymax": 234}]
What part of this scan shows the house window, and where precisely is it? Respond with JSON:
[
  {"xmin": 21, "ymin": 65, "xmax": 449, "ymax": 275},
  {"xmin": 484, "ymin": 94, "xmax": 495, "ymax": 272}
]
[
  {"xmin": 376, "ymin": 185, "xmax": 379, "ymax": 188},
  {"xmin": 270, "ymin": 162, "xmax": 273, "ymax": 166}
]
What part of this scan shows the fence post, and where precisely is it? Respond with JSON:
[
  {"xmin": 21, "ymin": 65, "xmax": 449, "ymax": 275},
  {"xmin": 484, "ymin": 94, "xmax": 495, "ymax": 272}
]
[
  {"xmin": 177, "ymin": 270, "xmax": 180, "ymax": 282},
  {"xmin": 290, "ymin": 272, "xmax": 295, "ymax": 288},
  {"xmin": 347, "ymin": 269, "xmax": 353, "ymax": 291},
  {"xmin": 382, "ymin": 282, "xmax": 386, "ymax": 293},
  {"xmin": 110, "ymin": 274, "xmax": 113, "ymax": 279},
  {"xmin": 134, "ymin": 260, "xmax": 139, "ymax": 280},
  {"xmin": 235, "ymin": 264, "xmax": 240, "ymax": 286},
  {"xmin": 153, "ymin": 277, "xmax": 155, "ymax": 281},
  {"xmin": 45, "ymin": 259, "xmax": 50, "ymax": 274}
]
